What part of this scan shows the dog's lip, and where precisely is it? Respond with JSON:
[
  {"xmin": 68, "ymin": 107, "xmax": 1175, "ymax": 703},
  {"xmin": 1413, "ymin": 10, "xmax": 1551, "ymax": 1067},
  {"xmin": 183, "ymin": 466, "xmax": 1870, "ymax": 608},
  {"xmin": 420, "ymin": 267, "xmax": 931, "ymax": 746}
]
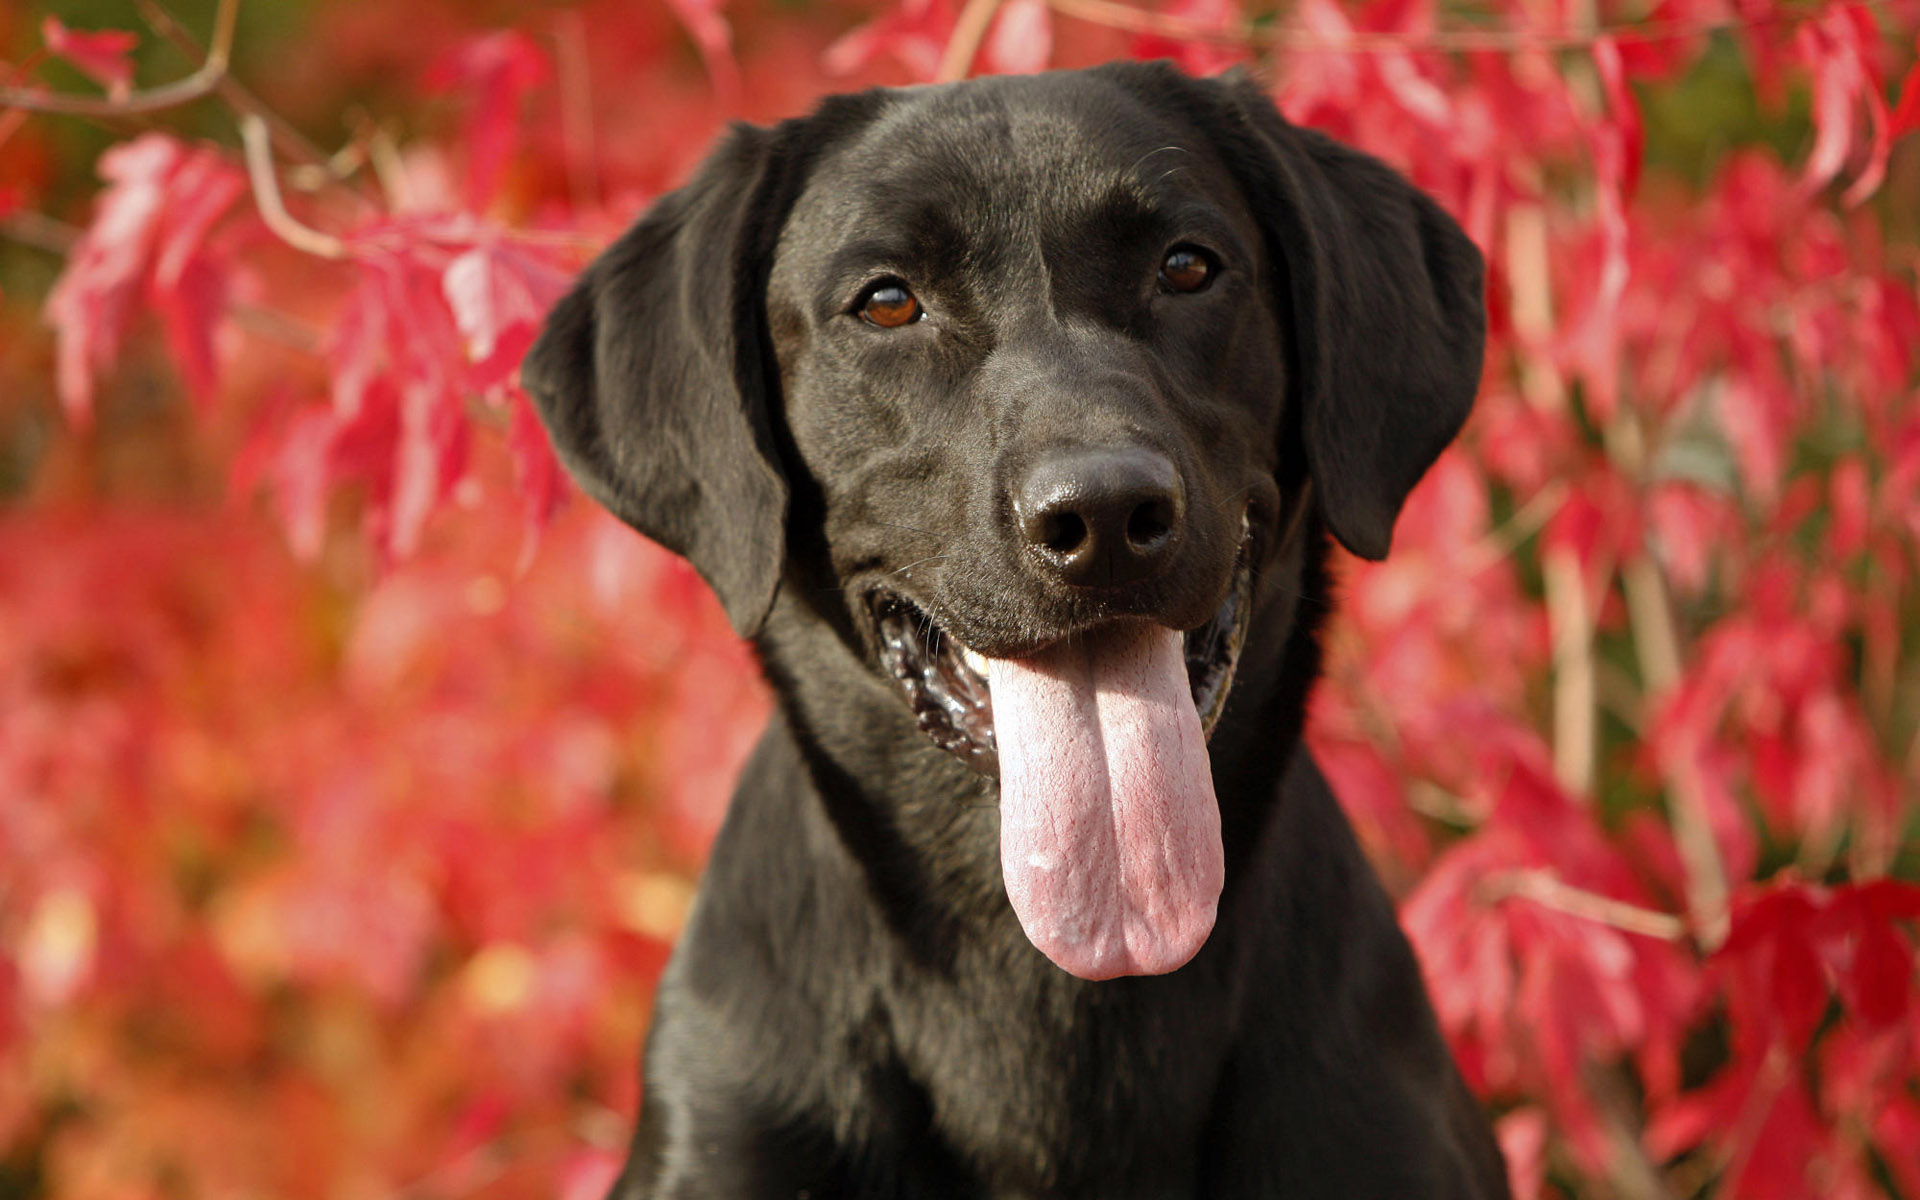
[{"xmin": 868, "ymin": 519, "xmax": 1254, "ymax": 774}]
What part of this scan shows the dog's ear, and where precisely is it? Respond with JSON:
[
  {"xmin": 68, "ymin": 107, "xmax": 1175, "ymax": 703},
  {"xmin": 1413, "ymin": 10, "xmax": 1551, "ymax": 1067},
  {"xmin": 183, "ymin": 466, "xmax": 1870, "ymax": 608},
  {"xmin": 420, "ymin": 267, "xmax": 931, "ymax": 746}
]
[
  {"xmin": 522, "ymin": 124, "xmax": 799, "ymax": 636},
  {"xmin": 1201, "ymin": 72, "xmax": 1486, "ymax": 560}
]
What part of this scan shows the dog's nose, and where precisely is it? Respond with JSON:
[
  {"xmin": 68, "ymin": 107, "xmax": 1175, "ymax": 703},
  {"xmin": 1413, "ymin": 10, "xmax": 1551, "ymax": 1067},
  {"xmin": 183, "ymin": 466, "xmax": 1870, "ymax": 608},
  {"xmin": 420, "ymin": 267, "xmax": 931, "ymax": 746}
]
[{"xmin": 1015, "ymin": 448, "xmax": 1185, "ymax": 588}]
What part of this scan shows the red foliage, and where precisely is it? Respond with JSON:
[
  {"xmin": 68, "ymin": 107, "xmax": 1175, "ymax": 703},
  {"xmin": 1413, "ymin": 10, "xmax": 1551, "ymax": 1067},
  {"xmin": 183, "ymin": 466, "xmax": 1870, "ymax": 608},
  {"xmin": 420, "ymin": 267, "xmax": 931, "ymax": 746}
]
[
  {"xmin": 38, "ymin": 18, "xmax": 139, "ymax": 96},
  {"xmin": 3, "ymin": 0, "xmax": 1918, "ymax": 1195},
  {"xmin": 42, "ymin": 134, "xmax": 246, "ymax": 425}
]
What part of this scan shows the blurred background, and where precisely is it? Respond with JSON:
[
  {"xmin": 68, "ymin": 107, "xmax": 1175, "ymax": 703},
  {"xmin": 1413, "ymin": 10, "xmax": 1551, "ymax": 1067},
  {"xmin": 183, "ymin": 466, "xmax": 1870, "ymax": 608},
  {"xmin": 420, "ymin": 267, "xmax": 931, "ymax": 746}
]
[{"xmin": 1, "ymin": 0, "xmax": 1917, "ymax": 1196}]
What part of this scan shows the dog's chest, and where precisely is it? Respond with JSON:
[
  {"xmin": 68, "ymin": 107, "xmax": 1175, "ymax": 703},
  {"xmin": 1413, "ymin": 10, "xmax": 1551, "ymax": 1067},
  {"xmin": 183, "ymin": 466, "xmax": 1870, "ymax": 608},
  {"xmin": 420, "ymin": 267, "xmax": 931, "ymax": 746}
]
[{"xmin": 875, "ymin": 971, "xmax": 1231, "ymax": 1196}]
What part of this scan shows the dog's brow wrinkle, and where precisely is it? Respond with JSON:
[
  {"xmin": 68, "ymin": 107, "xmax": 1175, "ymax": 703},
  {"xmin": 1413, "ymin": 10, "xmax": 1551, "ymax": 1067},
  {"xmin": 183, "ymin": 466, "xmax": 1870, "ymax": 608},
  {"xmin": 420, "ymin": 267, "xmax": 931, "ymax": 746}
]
[{"xmin": 873, "ymin": 520, "xmax": 942, "ymax": 540}]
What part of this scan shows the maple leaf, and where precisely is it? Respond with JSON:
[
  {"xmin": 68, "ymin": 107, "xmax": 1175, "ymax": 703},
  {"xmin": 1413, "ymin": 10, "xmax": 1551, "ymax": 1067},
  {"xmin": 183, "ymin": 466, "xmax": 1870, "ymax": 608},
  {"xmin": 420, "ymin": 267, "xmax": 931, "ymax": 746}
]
[
  {"xmin": 507, "ymin": 386, "xmax": 570, "ymax": 569},
  {"xmin": 423, "ymin": 31, "xmax": 550, "ymax": 211},
  {"xmin": 41, "ymin": 17, "xmax": 139, "ymax": 98},
  {"xmin": 1128, "ymin": 0, "xmax": 1249, "ymax": 76},
  {"xmin": 42, "ymin": 135, "xmax": 244, "ymax": 427},
  {"xmin": 823, "ymin": 0, "xmax": 957, "ymax": 81},
  {"xmin": 1893, "ymin": 46, "xmax": 1920, "ymax": 139},
  {"xmin": 980, "ymin": 0, "xmax": 1052, "ymax": 76},
  {"xmin": 442, "ymin": 240, "xmax": 573, "ymax": 394},
  {"xmin": 666, "ymin": 0, "xmax": 742, "ymax": 101}
]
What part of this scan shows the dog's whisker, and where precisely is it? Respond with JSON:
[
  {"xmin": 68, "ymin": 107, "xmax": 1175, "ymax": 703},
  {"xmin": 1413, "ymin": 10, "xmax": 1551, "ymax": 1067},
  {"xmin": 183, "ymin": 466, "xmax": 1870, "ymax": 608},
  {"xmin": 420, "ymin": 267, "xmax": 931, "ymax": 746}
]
[
  {"xmin": 1126, "ymin": 143, "xmax": 1190, "ymax": 178},
  {"xmin": 887, "ymin": 554, "xmax": 950, "ymax": 578}
]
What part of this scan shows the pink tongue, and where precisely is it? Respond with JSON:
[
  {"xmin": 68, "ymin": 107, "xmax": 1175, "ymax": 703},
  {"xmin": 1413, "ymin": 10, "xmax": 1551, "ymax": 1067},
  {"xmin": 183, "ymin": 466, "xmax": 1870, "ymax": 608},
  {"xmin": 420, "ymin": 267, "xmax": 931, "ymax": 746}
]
[{"xmin": 988, "ymin": 624, "xmax": 1223, "ymax": 980}]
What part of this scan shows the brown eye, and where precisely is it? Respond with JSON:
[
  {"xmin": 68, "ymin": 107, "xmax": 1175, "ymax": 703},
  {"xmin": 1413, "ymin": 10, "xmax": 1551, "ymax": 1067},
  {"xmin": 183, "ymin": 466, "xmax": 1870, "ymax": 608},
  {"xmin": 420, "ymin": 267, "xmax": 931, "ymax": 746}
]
[
  {"xmin": 1160, "ymin": 247, "xmax": 1214, "ymax": 293},
  {"xmin": 859, "ymin": 282, "xmax": 923, "ymax": 328}
]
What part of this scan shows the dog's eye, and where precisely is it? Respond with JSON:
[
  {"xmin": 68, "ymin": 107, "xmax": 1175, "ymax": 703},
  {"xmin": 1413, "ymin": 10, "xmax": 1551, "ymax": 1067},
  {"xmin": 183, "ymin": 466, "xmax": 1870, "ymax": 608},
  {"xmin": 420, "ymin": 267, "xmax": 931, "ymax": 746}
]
[
  {"xmin": 1159, "ymin": 247, "xmax": 1215, "ymax": 294},
  {"xmin": 858, "ymin": 282, "xmax": 923, "ymax": 328}
]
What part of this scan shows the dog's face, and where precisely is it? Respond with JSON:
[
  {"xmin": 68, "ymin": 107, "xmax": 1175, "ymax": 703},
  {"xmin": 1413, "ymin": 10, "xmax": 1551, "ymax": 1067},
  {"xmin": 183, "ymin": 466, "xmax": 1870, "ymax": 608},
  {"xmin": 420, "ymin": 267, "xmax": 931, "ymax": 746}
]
[
  {"xmin": 768, "ymin": 77, "xmax": 1287, "ymax": 766},
  {"xmin": 524, "ymin": 63, "xmax": 1485, "ymax": 981}
]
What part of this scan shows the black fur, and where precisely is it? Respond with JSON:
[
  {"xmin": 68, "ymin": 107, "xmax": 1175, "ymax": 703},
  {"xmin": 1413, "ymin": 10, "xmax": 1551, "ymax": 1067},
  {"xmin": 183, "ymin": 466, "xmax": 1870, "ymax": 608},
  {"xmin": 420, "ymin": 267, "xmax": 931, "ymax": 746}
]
[{"xmin": 524, "ymin": 61, "xmax": 1508, "ymax": 1199}]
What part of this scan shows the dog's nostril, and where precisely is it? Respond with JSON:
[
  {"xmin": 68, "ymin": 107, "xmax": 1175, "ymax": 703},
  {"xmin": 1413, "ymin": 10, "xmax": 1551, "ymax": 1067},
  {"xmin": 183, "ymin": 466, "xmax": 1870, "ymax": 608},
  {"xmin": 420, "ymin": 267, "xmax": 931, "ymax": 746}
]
[
  {"xmin": 1014, "ymin": 447, "xmax": 1185, "ymax": 588},
  {"xmin": 1126, "ymin": 499, "xmax": 1174, "ymax": 549},
  {"xmin": 1040, "ymin": 511, "xmax": 1089, "ymax": 556}
]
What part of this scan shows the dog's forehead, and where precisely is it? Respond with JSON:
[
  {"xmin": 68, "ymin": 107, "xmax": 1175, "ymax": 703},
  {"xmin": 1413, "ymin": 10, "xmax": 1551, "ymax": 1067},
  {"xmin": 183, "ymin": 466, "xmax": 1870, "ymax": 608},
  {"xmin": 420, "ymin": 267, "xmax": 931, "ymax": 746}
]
[{"xmin": 781, "ymin": 76, "xmax": 1238, "ymax": 266}]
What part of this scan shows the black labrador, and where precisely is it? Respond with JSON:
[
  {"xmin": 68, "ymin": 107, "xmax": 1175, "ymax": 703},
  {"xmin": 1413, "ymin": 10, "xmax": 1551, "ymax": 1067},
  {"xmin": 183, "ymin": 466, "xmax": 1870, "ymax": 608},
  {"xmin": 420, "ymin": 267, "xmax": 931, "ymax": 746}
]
[{"xmin": 525, "ymin": 61, "xmax": 1509, "ymax": 1199}]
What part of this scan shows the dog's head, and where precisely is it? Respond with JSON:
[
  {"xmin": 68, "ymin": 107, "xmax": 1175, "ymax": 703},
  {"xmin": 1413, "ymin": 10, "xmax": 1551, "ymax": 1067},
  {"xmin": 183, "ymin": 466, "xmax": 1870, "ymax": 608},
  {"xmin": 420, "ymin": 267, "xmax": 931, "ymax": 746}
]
[{"xmin": 524, "ymin": 62, "xmax": 1484, "ymax": 980}]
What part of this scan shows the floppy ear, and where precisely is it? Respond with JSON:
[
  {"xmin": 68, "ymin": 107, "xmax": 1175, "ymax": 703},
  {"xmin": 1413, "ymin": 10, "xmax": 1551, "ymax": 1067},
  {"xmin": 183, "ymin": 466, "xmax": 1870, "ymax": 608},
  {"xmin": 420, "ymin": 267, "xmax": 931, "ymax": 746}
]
[
  {"xmin": 1209, "ymin": 73, "xmax": 1486, "ymax": 560},
  {"xmin": 521, "ymin": 124, "xmax": 798, "ymax": 636}
]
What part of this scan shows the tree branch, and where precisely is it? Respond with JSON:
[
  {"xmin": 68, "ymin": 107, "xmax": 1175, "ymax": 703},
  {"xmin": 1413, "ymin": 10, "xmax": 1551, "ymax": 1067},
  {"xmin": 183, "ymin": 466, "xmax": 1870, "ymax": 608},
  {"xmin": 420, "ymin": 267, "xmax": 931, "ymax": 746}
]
[
  {"xmin": 1609, "ymin": 409, "xmax": 1730, "ymax": 950},
  {"xmin": 1545, "ymin": 545, "xmax": 1599, "ymax": 799},
  {"xmin": 0, "ymin": 0, "xmax": 237, "ymax": 117},
  {"xmin": 130, "ymin": 0, "xmax": 346, "ymax": 180},
  {"xmin": 937, "ymin": 0, "xmax": 1009, "ymax": 82},
  {"xmin": 241, "ymin": 114, "xmax": 347, "ymax": 260},
  {"xmin": 1484, "ymin": 869, "xmax": 1690, "ymax": 942},
  {"xmin": 1625, "ymin": 551, "xmax": 1731, "ymax": 949}
]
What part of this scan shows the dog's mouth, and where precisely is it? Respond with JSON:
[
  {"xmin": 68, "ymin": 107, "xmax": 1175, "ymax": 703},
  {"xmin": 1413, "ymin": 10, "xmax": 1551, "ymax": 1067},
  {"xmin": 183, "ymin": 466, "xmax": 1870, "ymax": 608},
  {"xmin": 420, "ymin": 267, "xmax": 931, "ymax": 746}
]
[
  {"xmin": 869, "ymin": 531, "xmax": 1253, "ymax": 981},
  {"xmin": 870, "ymin": 533, "xmax": 1254, "ymax": 775}
]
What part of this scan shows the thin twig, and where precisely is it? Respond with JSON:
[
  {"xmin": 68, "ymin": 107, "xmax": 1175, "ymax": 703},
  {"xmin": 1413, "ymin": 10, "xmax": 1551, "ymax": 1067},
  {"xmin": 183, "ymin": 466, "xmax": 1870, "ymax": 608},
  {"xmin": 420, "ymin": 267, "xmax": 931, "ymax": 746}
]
[
  {"xmin": 1484, "ymin": 869, "xmax": 1689, "ymax": 942},
  {"xmin": 1588, "ymin": 1063, "xmax": 1683, "ymax": 1200},
  {"xmin": 1625, "ymin": 551, "xmax": 1731, "ymax": 949},
  {"xmin": 1545, "ymin": 545, "xmax": 1598, "ymax": 800},
  {"xmin": 0, "ymin": 0, "xmax": 236, "ymax": 117},
  {"xmin": 1462, "ymin": 479, "xmax": 1568, "ymax": 573},
  {"xmin": 229, "ymin": 305, "xmax": 323, "ymax": 354},
  {"xmin": 937, "ymin": 0, "xmax": 1010, "ymax": 82},
  {"xmin": 0, "ymin": 209, "xmax": 81, "ymax": 254},
  {"xmin": 1609, "ymin": 408, "xmax": 1730, "ymax": 950},
  {"xmin": 240, "ymin": 114, "xmax": 347, "ymax": 260},
  {"xmin": 130, "ymin": 0, "xmax": 338, "ymax": 175}
]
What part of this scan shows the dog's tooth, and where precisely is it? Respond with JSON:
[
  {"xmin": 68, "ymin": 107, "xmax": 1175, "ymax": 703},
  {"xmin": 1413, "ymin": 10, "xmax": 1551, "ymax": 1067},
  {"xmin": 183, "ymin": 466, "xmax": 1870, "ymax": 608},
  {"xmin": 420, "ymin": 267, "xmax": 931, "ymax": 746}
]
[{"xmin": 960, "ymin": 646, "xmax": 990, "ymax": 678}]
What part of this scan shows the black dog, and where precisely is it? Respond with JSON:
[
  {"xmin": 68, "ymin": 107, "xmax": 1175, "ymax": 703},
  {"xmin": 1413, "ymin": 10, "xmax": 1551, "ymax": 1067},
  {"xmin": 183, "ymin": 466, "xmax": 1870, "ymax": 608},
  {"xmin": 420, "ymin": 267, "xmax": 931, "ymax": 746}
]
[{"xmin": 526, "ymin": 61, "xmax": 1509, "ymax": 1199}]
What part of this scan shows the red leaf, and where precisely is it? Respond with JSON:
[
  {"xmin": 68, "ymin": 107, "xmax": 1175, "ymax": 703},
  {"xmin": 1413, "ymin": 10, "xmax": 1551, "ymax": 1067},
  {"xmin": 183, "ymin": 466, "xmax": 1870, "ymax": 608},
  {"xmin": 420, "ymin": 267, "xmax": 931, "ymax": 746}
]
[
  {"xmin": 1495, "ymin": 1108, "xmax": 1549, "ymax": 1200},
  {"xmin": 1309, "ymin": 732, "xmax": 1430, "ymax": 879},
  {"xmin": 1721, "ymin": 881, "xmax": 1829, "ymax": 1053},
  {"xmin": 823, "ymin": 0, "xmax": 956, "ymax": 82},
  {"xmin": 270, "ymin": 401, "xmax": 359, "ymax": 560},
  {"xmin": 1801, "ymin": 24, "xmax": 1855, "ymax": 194},
  {"xmin": 507, "ymin": 386, "xmax": 570, "ymax": 570},
  {"xmin": 44, "ymin": 136, "xmax": 178, "ymax": 425},
  {"xmin": 981, "ymin": 0, "xmax": 1051, "ymax": 76},
  {"xmin": 1893, "ymin": 53, "xmax": 1920, "ymax": 138},
  {"xmin": 442, "ymin": 241, "xmax": 572, "ymax": 393},
  {"xmin": 1820, "ymin": 880, "xmax": 1920, "ymax": 1031},
  {"xmin": 423, "ymin": 32, "xmax": 550, "ymax": 211},
  {"xmin": 41, "ymin": 17, "xmax": 138, "ymax": 97},
  {"xmin": 1127, "ymin": 0, "xmax": 1247, "ymax": 76},
  {"xmin": 43, "ymin": 135, "xmax": 242, "ymax": 426},
  {"xmin": 560, "ymin": 1150, "xmax": 624, "ymax": 1200},
  {"xmin": 1875, "ymin": 1094, "xmax": 1920, "ymax": 1199},
  {"xmin": 1842, "ymin": 918, "xmax": 1912, "ymax": 1028},
  {"xmin": 1796, "ymin": 12, "xmax": 1889, "ymax": 206},
  {"xmin": 329, "ymin": 269, "xmax": 393, "ymax": 419},
  {"xmin": 151, "ymin": 150, "xmax": 246, "ymax": 410},
  {"xmin": 666, "ymin": 0, "xmax": 741, "ymax": 100},
  {"xmin": 1591, "ymin": 36, "xmax": 1642, "ymax": 200}
]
